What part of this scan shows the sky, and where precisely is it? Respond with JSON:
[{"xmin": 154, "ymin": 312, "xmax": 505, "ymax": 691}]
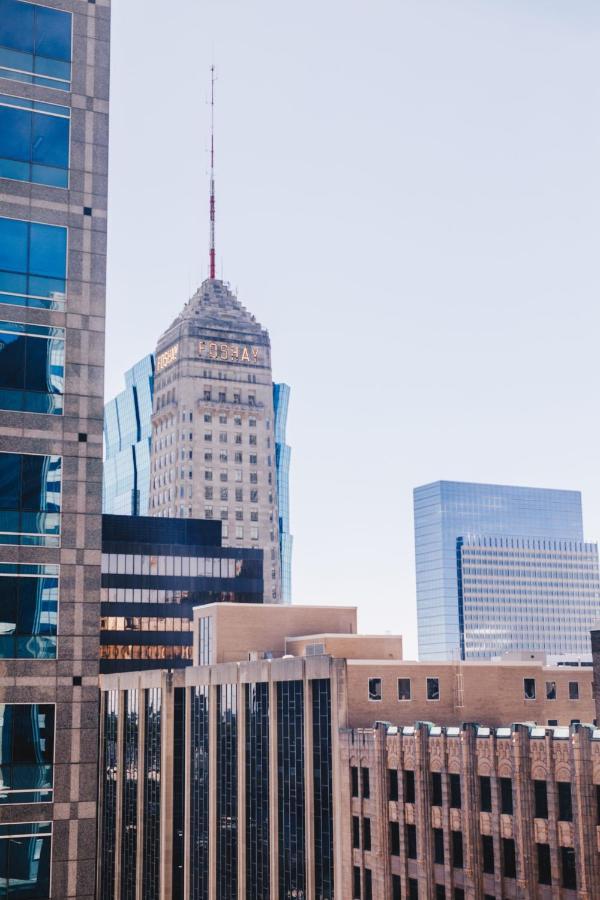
[{"xmin": 106, "ymin": 0, "xmax": 600, "ymax": 657}]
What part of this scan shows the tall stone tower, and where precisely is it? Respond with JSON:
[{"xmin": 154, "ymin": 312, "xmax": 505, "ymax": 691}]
[{"xmin": 149, "ymin": 278, "xmax": 281, "ymax": 602}]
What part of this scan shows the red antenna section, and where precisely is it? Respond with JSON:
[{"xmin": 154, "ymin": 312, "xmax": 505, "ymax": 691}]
[{"xmin": 209, "ymin": 65, "xmax": 216, "ymax": 280}]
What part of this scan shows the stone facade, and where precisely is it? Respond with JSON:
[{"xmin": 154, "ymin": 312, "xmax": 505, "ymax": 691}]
[
  {"xmin": 149, "ymin": 278, "xmax": 281, "ymax": 602},
  {"xmin": 0, "ymin": 1, "xmax": 109, "ymax": 897}
]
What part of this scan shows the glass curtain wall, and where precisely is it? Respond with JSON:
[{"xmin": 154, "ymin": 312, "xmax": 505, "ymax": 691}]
[
  {"xmin": 245, "ymin": 682, "xmax": 270, "ymax": 898},
  {"xmin": 216, "ymin": 684, "xmax": 238, "ymax": 900},
  {"xmin": 120, "ymin": 689, "xmax": 139, "ymax": 900},
  {"xmin": 99, "ymin": 690, "xmax": 118, "ymax": 900},
  {"xmin": 142, "ymin": 688, "xmax": 161, "ymax": 899},
  {"xmin": 277, "ymin": 680, "xmax": 305, "ymax": 898},
  {"xmin": 190, "ymin": 686, "xmax": 209, "ymax": 900},
  {"xmin": 312, "ymin": 679, "xmax": 334, "ymax": 899}
]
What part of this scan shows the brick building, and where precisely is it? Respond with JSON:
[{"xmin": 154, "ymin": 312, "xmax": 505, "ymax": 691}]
[{"xmin": 97, "ymin": 604, "xmax": 598, "ymax": 898}]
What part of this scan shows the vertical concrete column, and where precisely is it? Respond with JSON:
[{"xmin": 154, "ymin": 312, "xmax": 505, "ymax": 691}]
[
  {"xmin": 268, "ymin": 676, "xmax": 279, "ymax": 899},
  {"xmin": 414, "ymin": 725, "xmax": 434, "ymax": 898},
  {"xmin": 330, "ymin": 661, "xmax": 347, "ymax": 900},
  {"xmin": 512, "ymin": 727, "xmax": 535, "ymax": 898},
  {"xmin": 489, "ymin": 736, "xmax": 504, "ymax": 899},
  {"xmin": 461, "ymin": 726, "xmax": 482, "ymax": 900},
  {"xmin": 304, "ymin": 666, "xmax": 315, "ymax": 900},
  {"xmin": 160, "ymin": 672, "xmax": 174, "ymax": 900},
  {"xmin": 545, "ymin": 735, "xmax": 562, "ymax": 895},
  {"xmin": 374, "ymin": 723, "xmax": 391, "ymax": 897}
]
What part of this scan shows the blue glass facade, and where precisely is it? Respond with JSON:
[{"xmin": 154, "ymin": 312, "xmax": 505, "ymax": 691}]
[
  {"xmin": 0, "ymin": 216, "xmax": 67, "ymax": 309},
  {"xmin": 103, "ymin": 354, "xmax": 154, "ymax": 516},
  {"xmin": 414, "ymin": 480, "xmax": 594, "ymax": 660},
  {"xmin": 273, "ymin": 382, "xmax": 293, "ymax": 603},
  {"xmin": 0, "ymin": 0, "xmax": 72, "ymax": 91},
  {"xmin": 0, "ymin": 93, "xmax": 70, "ymax": 187}
]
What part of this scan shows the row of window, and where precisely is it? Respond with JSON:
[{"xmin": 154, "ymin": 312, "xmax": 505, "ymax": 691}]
[
  {"xmin": 102, "ymin": 553, "xmax": 245, "ymax": 579},
  {"xmin": 0, "ymin": 0, "xmax": 72, "ymax": 90},
  {"xmin": 366, "ymin": 675, "xmax": 588, "ymax": 703}
]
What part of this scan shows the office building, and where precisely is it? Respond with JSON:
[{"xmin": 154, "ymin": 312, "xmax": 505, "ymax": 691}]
[
  {"xmin": 97, "ymin": 603, "xmax": 595, "ymax": 898},
  {"xmin": 592, "ymin": 621, "xmax": 600, "ymax": 725},
  {"xmin": 102, "ymin": 348, "xmax": 293, "ymax": 600},
  {"xmin": 103, "ymin": 353, "xmax": 154, "ymax": 515},
  {"xmin": 149, "ymin": 278, "xmax": 283, "ymax": 602},
  {"xmin": 0, "ymin": 0, "xmax": 109, "ymax": 896},
  {"xmin": 414, "ymin": 481, "xmax": 600, "ymax": 661},
  {"xmin": 343, "ymin": 719, "xmax": 600, "ymax": 899},
  {"xmin": 274, "ymin": 381, "xmax": 293, "ymax": 601},
  {"xmin": 100, "ymin": 513, "xmax": 263, "ymax": 672}
]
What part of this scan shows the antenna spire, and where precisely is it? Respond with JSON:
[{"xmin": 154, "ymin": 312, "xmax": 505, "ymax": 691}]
[{"xmin": 209, "ymin": 65, "xmax": 216, "ymax": 280}]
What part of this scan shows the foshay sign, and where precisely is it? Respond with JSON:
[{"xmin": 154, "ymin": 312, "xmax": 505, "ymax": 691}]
[{"xmin": 155, "ymin": 339, "xmax": 260, "ymax": 374}]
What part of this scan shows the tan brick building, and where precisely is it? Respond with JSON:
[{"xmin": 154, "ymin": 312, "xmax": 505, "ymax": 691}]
[{"xmin": 97, "ymin": 604, "xmax": 599, "ymax": 898}]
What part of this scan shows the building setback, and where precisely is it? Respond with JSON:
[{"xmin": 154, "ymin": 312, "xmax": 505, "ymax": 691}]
[
  {"xmin": 97, "ymin": 604, "xmax": 597, "ymax": 898},
  {"xmin": 149, "ymin": 278, "xmax": 283, "ymax": 602},
  {"xmin": 103, "ymin": 353, "xmax": 154, "ymax": 515},
  {"xmin": 100, "ymin": 513, "xmax": 263, "ymax": 671},
  {"xmin": 414, "ymin": 480, "xmax": 600, "ymax": 661},
  {"xmin": 0, "ymin": 0, "xmax": 109, "ymax": 896}
]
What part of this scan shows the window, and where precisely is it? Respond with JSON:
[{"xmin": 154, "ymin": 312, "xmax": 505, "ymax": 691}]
[
  {"xmin": 0, "ymin": 451, "xmax": 61, "ymax": 545},
  {"xmin": 0, "ymin": 562, "xmax": 58, "ymax": 658},
  {"xmin": 250, "ymin": 489, "xmax": 258, "ymax": 503},
  {"xmin": 363, "ymin": 817, "xmax": 371, "ymax": 852},
  {"xmin": 433, "ymin": 828, "xmax": 444, "ymax": 864},
  {"xmin": 408, "ymin": 879, "xmax": 418, "ymax": 900},
  {"xmin": 534, "ymin": 780, "xmax": 548, "ymax": 819},
  {"xmin": 454, "ymin": 891, "xmax": 464, "ymax": 900},
  {"xmin": 557, "ymin": 781, "xmax": 572, "ymax": 822},
  {"xmin": 361, "ymin": 767, "xmax": 370, "ymax": 799},
  {"xmin": 435, "ymin": 888, "xmax": 445, "ymax": 900},
  {"xmin": 398, "ymin": 677, "xmax": 411, "ymax": 700},
  {"xmin": 431, "ymin": 772, "xmax": 442, "ymax": 806},
  {"xmin": 482, "ymin": 835, "xmax": 494, "ymax": 873},
  {"xmin": 351, "ymin": 766, "xmax": 359, "ymax": 798},
  {"xmin": 449, "ymin": 774, "xmax": 461, "ymax": 809},
  {"xmin": 250, "ymin": 526, "xmax": 259, "ymax": 540},
  {"xmin": 569, "ymin": 681, "xmax": 579, "ymax": 700},
  {"xmin": 353, "ymin": 866, "xmax": 361, "ymax": 899},
  {"xmin": 537, "ymin": 843, "xmax": 551, "ymax": 885},
  {"xmin": 365, "ymin": 869, "xmax": 372, "ymax": 900},
  {"xmin": 480, "ymin": 775, "xmax": 492, "ymax": 812},
  {"xmin": 406, "ymin": 824, "xmax": 417, "ymax": 859},
  {"xmin": 352, "ymin": 815, "xmax": 360, "ymax": 849},
  {"xmin": 389, "ymin": 821, "xmax": 400, "ymax": 856},
  {"xmin": 500, "ymin": 777, "xmax": 513, "ymax": 815},
  {"xmin": 235, "ymin": 526, "xmax": 243, "ymax": 539},
  {"xmin": 0, "ymin": 0, "xmax": 71, "ymax": 90},
  {"xmin": 451, "ymin": 831, "xmax": 463, "ymax": 869},
  {"xmin": 561, "ymin": 847, "xmax": 576, "ymax": 890},
  {"xmin": 404, "ymin": 770, "xmax": 415, "ymax": 804},
  {"xmin": 524, "ymin": 678, "xmax": 536, "ymax": 700},
  {"xmin": 392, "ymin": 875, "xmax": 401, "ymax": 900},
  {"xmin": 0, "ymin": 703, "xmax": 54, "ymax": 802},
  {"xmin": 0, "ymin": 217, "xmax": 67, "ymax": 310},
  {"xmin": 388, "ymin": 769, "xmax": 398, "ymax": 802},
  {"xmin": 545, "ymin": 681, "xmax": 556, "ymax": 700},
  {"xmin": 235, "ymin": 488, "xmax": 243, "ymax": 502},
  {"xmin": 0, "ymin": 822, "xmax": 51, "ymax": 895},
  {"xmin": 368, "ymin": 678, "xmax": 382, "ymax": 701},
  {"xmin": 0, "ymin": 94, "xmax": 70, "ymax": 187},
  {"xmin": 502, "ymin": 838, "xmax": 516, "ymax": 879},
  {"xmin": 426, "ymin": 677, "xmax": 439, "ymax": 700},
  {"xmin": 548, "ymin": 719, "xmax": 558, "ymax": 727}
]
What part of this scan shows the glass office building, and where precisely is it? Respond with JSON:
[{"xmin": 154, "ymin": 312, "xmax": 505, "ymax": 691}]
[
  {"xmin": 0, "ymin": 0, "xmax": 110, "ymax": 894},
  {"xmin": 103, "ymin": 354, "xmax": 154, "ymax": 515},
  {"xmin": 100, "ymin": 514, "xmax": 263, "ymax": 672},
  {"xmin": 274, "ymin": 382, "xmax": 293, "ymax": 602},
  {"xmin": 414, "ymin": 481, "xmax": 600, "ymax": 660}
]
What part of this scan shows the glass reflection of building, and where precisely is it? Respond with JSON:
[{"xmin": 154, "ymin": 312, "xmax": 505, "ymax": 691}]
[
  {"xmin": 273, "ymin": 382, "xmax": 293, "ymax": 603},
  {"xmin": 103, "ymin": 354, "xmax": 154, "ymax": 516},
  {"xmin": 414, "ymin": 480, "xmax": 600, "ymax": 661},
  {"xmin": 100, "ymin": 513, "xmax": 263, "ymax": 672},
  {"xmin": 0, "ymin": 0, "xmax": 110, "ymax": 892}
]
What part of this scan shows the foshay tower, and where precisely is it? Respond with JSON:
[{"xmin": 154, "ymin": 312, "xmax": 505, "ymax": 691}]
[{"xmin": 149, "ymin": 69, "xmax": 282, "ymax": 602}]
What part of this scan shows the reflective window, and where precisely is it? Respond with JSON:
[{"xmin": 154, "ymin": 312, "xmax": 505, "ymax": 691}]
[
  {"xmin": 190, "ymin": 686, "xmax": 209, "ymax": 900},
  {"xmin": 142, "ymin": 688, "xmax": 161, "ymax": 900},
  {"xmin": 0, "ymin": 452, "xmax": 61, "ymax": 546},
  {"xmin": 0, "ymin": 320, "xmax": 64, "ymax": 413},
  {"xmin": 312, "ymin": 679, "xmax": 333, "ymax": 899},
  {"xmin": 277, "ymin": 680, "xmax": 305, "ymax": 899},
  {"xmin": 216, "ymin": 684, "xmax": 237, "ymax": 900},
  {"xmin": 0, "ymin": 94, "xmax": 69, "ymax": 187},
  {"xmin": 99, "ymin": 690, "xmax": 118, "ymax": 900},
  {"xmin": 245, "ymin": 682, "xmax": 270, "ymax": 899},
  {"xmin": 120, "ymin": 690, "xmax": 139, "ymax": 900},
  {"xmin": 0, "ymin": 216, "xmax": 67, "ymax": 309},
  {"xmin": 0, "ymin": 0, "xmax": 71, "ymax": 90},
  {"xmin": 172, "ymin": 688, "xmax": 185, "ymax": 898},
  {"xmin": 0, "ymin": 562, "xmax": 58, "ymax": 658},
  {"xmin": 0, "ymin": 703, "xmax": 54, "ymax": 803},
  {"xmin": 0, "ymin": 821, "xmax": 51, "ymax": 895}
]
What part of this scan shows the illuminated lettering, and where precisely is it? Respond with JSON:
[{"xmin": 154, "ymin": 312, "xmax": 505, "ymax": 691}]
[
  {"xmin": 209, "ymin": 342, "xmax": 218, "ymax": 359},
  {"xmin": 156, "ymin": 343, "xmax": 179, "ymax": 372},
  {"xmin": 197, "ymin": 340, "xmax": 260, "ymax": 364},
  {"xmin": 241, "ymin": 347, "xmax": 250, "ymax": 362},
  {"xmin": 220, "ymin": 343, "xmax": 228, "ymax": 360}
]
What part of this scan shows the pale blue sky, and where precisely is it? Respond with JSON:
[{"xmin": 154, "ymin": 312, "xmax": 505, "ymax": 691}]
[{"xmin": 106, "ymin": 0, "xmax": 600, "ymax": 657}]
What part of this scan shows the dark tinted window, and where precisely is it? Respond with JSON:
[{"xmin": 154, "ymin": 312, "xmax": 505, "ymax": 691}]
[
  {"xmin": 569, "ymin": 681, "xmax": 579, "ymax": 700},
  {"xmin": 451, "ymin": 831, "xmax": 463, "ymax": 869},
  {"xmin": 398, "ymin": 677, "xmax": 411, "ymax": 700},
  {"xmin": 435, "ymin": 887, "xmax": 445, "ymax": 900},
  {"xmin": 0, "ymin": 451, "xmax": 61, "ymax": 545},
  {"xmin": 392, "ymin": 874, "xmax": 401, "ymax": 900},
  {"xmin": 500, "ymin": 777, "xmax": 513, "ymax": 815},
  {"xmin": 0, "ymin": 822, "xmax": 51, "ymax": 896},
  {"xmin": 502, "ymin": 838, "xmax": 516, "ymax": 879},
  {"xmin": 365, "ymin": 868, "xmax": 372, "ymax": 900},
  {"xmin": 449, "ymin": 773, "xmax": 461, "ymax": 809},
  {"xmin": 363, "ymin": 818, "xmax": 371, "ymax": 852},
  {"xmin": 433, "ymin": 828, "xmax": 444, "ymax": 864},
  {"xmin": 405, "ymin": 770, "xmax": 415, "ymax": 803},
  {"xmin": 312, "ymin": 680, "xmax": 334, "ymax": 899},
  {"xmin": 389, "ymin": 821, "xmax": 400, "ymax": 856},
  {"xmin": 0, "ymin": 702, "xmax": 54, "ymax": 803},
  {"xmin": 408, "ymin": 878, "xmax": 419, "ymax": 900},
  {"xmin": 480, "ymin": 776, "xmax": 492, "ymax": 812},
  {"xmin": 0, "ymin": 321, "xmax": 64, "ymax": 413},
  {"xmin": 482, "ymin": 835, "xmax": 494, "ymax": 874},
  {"xmin": 431, "ymin": 772, "xmax": 442, "ymax": 806},
  {"xmin": 537, "ymin": 843, "xmax": 552, "ymax": 885},
  {"xmin": 406, "ymin": 824, "xmax": 417, "ymax": 859},
  {"xmin": 524, "ymin": 677, "xmax": 536, "ymax": 699},
  {"xmin": 352, "ymin": 816, "xmax": 360, "ymax": 849},
  {"xmin": 361, "ymin": 767, "xmax": 370, "ymax": 799},
  {"xmin": 388, "ymin": 768, "xmax": 398, "ymax": 801},
  {"xmin": 534, "ymin": 780, "xmax": 548, "ymax": 819},
  {"xmin": 561, "ymin": 847, "xmax": 576, "ymax": 890},
  {"xmin": 277, "ymin": 681, "xmax": 305, "ymax": 899},
  {"xmin": 558, "ymin": 782, "xmax": 573, "ymax": 822},
  {"xmin": 427, "ymin": 677, "xmax": 440, "ymax": 700},
  {"xmin": 351, "ymin": 766, "xmax": 359, "ymax": 797},
  {"xmin": 0, "ymin": 564, "xmax": 58, "ymax": 659},
  {"xmin": 353, "ymin": 866, "xmax": 361, "ymax": 899}
]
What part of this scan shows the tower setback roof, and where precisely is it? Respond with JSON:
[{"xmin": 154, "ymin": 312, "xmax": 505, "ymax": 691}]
[{"xmin": 162, "ymin": 278, "xmax": 267, "ymax": 339}]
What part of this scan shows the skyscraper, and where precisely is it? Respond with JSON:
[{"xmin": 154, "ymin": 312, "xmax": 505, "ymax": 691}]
[
  {"xmin": 103, "ymin": 353, "xmax": 154, "ymax": 515},
  {"xmin": 0, "ymin": 0, "xmax": 109, "ymax": 895},
  {"xmin": 274, "ymin": 381, "xmax": 293, "ymax": 601},
  {"xmin": 414, "ymin": 480, "xmax": 600, "ymax": 661},
  {"xmin": 148, "ymin": 69, "xmax": 284, "ymax": 602}
]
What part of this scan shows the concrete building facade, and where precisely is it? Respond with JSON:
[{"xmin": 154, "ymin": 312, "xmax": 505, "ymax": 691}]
[
  {"xmin": 414, "ymin": 481, "xmax": 600, "ymax": 661},
  {"xmin": 0, "ymin": 0, "xmax": 109, "ymax": 896},
  {"xmin": 149, "ymin": 279, "xmax": 282, "ymax": 602},
  {"xmin": 97, "ymin": 605, "xmax": 597, "ymax": 899}
]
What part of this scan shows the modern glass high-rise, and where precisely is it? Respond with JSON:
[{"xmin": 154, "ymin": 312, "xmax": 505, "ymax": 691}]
[
  {"xmin": 103, "ymin": 354, "xmax": 154, "ymax": 515},
  {"xmin": 414, "ymin": 481, "xmax": 600, "ymax": 660},
  {"xmin": 274, "ymin": 381, "xmax": 293, "ymax": 602},
  {"xmin": 0, "ymin": 0, "xmax": 110, "ymax": 895}
]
